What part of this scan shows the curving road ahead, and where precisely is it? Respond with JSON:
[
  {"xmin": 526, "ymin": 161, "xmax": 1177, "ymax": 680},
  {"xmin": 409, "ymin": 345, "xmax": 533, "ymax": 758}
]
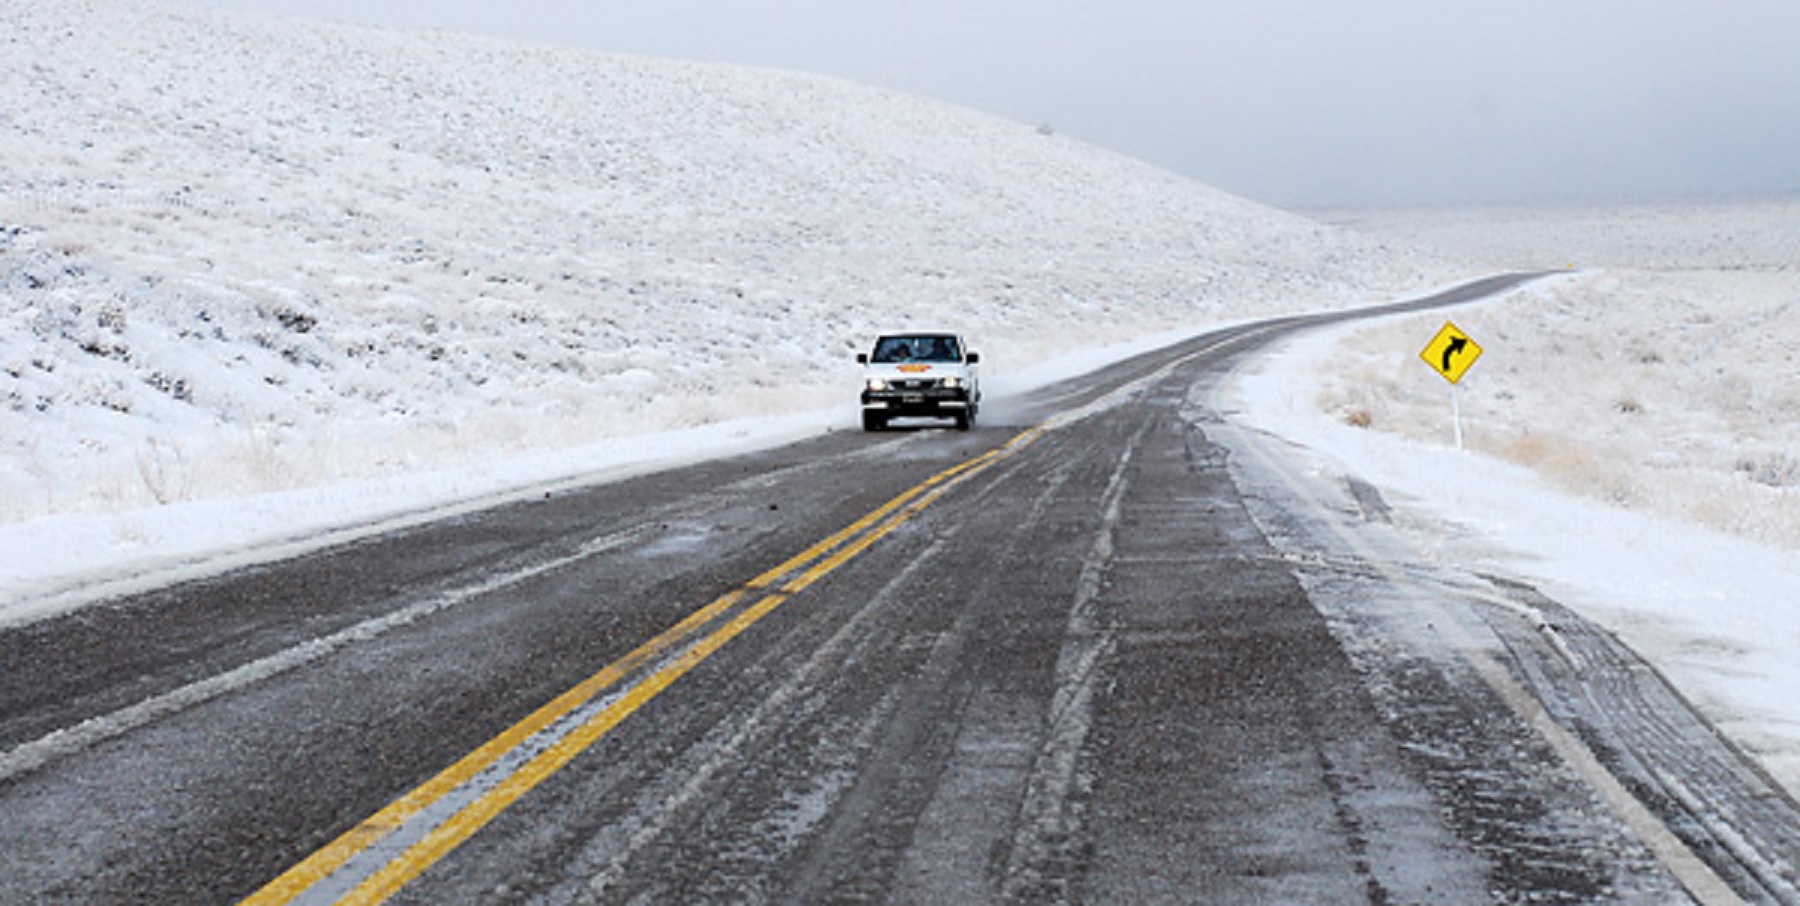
[{"xmin": 3, "ymin": 275, "xmax": 1797, "ymax": 904}]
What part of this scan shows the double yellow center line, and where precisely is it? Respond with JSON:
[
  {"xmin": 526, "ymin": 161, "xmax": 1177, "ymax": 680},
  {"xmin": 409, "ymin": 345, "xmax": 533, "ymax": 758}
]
[{"xmin": 242, "ymin": 428, "xmax": 1043, "ymax": 905}]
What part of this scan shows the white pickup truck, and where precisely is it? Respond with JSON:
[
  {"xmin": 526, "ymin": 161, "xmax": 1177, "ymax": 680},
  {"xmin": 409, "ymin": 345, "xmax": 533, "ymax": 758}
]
[{"xmin": 855, "ymin": 332, "xmax": 981, "ymax": 431}]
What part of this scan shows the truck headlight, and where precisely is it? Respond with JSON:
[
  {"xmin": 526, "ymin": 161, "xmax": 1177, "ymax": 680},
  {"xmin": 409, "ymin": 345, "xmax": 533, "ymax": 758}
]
[
  {"xmin": 866, "ymin": 378, "xmax": 889, "ymax": 392},
  {"xmin": 941, "ymin": 377, "xmax": 962, "ymax": 389}
]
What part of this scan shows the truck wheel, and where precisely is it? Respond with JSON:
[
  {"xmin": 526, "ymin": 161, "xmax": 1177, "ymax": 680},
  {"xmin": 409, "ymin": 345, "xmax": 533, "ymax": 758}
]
[
  {"xmin": 862, "ymin": 412, "xmax": 886, "ymax": 432},
  {"xmin": 954, "ymin": 411, "xmax": 971, "ymax": 431}
]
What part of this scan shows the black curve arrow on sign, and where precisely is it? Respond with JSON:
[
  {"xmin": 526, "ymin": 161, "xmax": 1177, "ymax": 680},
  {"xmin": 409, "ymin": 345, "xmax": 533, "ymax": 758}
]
[{"xmin": 1441, "ymin": 335, "xmax": 1468, "ymax": 373}]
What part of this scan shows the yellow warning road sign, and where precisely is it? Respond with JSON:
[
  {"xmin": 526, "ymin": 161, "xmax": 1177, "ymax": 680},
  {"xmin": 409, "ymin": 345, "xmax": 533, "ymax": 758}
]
[{"xmin": 1420, "ymin": 321, "xmax": 1483, "ymax": 384}]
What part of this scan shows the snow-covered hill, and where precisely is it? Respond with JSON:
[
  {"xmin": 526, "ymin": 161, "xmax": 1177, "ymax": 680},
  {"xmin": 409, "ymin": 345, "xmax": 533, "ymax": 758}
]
[{"xmin": 1, "ymin": 0, "xmax": 1452, "ymax": 523}]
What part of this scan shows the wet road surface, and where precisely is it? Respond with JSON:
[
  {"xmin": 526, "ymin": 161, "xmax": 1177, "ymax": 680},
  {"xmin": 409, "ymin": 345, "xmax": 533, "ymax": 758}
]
[{"xmin": 4, "ymin": 276, "xmax": 1797, "ymax": 904}]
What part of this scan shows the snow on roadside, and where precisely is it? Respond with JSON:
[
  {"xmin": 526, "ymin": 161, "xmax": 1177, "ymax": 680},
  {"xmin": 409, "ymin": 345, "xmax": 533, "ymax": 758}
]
[
  {"xmin": 1238, "ymin": 200, "xmax": 1800, "ymax": 795},
  {"xmin": 1234, "ymin": 319, "xmax": 1800, "ymax": 798},
  {"xmin": 0, "ymin": 407, "xmax": 843, "ymax": 628}
]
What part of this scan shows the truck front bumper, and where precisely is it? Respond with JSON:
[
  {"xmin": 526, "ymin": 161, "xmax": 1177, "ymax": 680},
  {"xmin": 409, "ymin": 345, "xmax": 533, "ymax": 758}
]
[{"xmin": 860, "ymin": 388, "xmax": 973, "ymax": 417}]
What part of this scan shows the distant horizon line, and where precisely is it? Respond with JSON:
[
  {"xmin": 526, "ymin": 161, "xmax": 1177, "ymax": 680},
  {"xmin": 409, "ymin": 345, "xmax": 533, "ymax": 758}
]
[{"xmin": 1282, "ymin": 189, "xmax": 1800, "ymax": 215}]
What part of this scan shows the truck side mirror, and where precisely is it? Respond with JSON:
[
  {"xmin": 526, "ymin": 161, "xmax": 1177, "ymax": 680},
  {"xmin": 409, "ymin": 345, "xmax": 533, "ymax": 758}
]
[
  {"xmin": 965, "ymin": 351, "xmax": 980, "ymax": 365},
  {"xmin": 856, "ymin": 353, "xmax": 868, "ymax": 364}
]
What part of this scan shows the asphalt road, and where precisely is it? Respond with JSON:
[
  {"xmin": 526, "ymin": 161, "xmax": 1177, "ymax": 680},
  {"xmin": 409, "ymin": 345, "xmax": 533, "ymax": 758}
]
[{"xmin": 3, "ymin": 275, "xmax": 1797, "ymax": 904}]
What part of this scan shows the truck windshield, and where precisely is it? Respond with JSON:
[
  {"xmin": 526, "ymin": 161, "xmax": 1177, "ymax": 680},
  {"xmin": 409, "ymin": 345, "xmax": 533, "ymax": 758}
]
[{"xmin": 872, "ymin": 336, "xmax": 960, "ymax": 364}]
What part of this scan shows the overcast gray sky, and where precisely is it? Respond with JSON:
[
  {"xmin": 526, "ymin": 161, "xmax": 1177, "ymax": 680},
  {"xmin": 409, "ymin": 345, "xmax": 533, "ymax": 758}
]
[{"xmin": 186, "ymin": 0, "xmax": 1800, "ymax": 208}]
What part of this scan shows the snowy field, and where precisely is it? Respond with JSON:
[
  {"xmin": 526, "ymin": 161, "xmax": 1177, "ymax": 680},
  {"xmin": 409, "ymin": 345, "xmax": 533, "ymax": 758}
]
[
  {"xmin": 1317, "ymin": 200, "xmax": 1800, "ymax": 548},
  {"xmin": 1242, "ymin": 200, "xmax": 1800, "ymax": 794},
  {"xmin": 4, "ymin": 0, "xmax": 1797, "ymax": 808}
]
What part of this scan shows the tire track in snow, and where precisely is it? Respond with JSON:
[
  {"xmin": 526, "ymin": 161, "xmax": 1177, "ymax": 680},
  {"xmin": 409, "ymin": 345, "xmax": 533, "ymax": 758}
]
[{"xmin": 1001, "ymin": 415, "xmax": 1147, "ymax": 900}]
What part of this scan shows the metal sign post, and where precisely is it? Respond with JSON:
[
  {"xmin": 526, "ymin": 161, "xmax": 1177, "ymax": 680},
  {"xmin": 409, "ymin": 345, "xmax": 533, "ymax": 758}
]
[{"xmin": 1451, "ymin": 383, "xmax": 1464, "ymax": 451}]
